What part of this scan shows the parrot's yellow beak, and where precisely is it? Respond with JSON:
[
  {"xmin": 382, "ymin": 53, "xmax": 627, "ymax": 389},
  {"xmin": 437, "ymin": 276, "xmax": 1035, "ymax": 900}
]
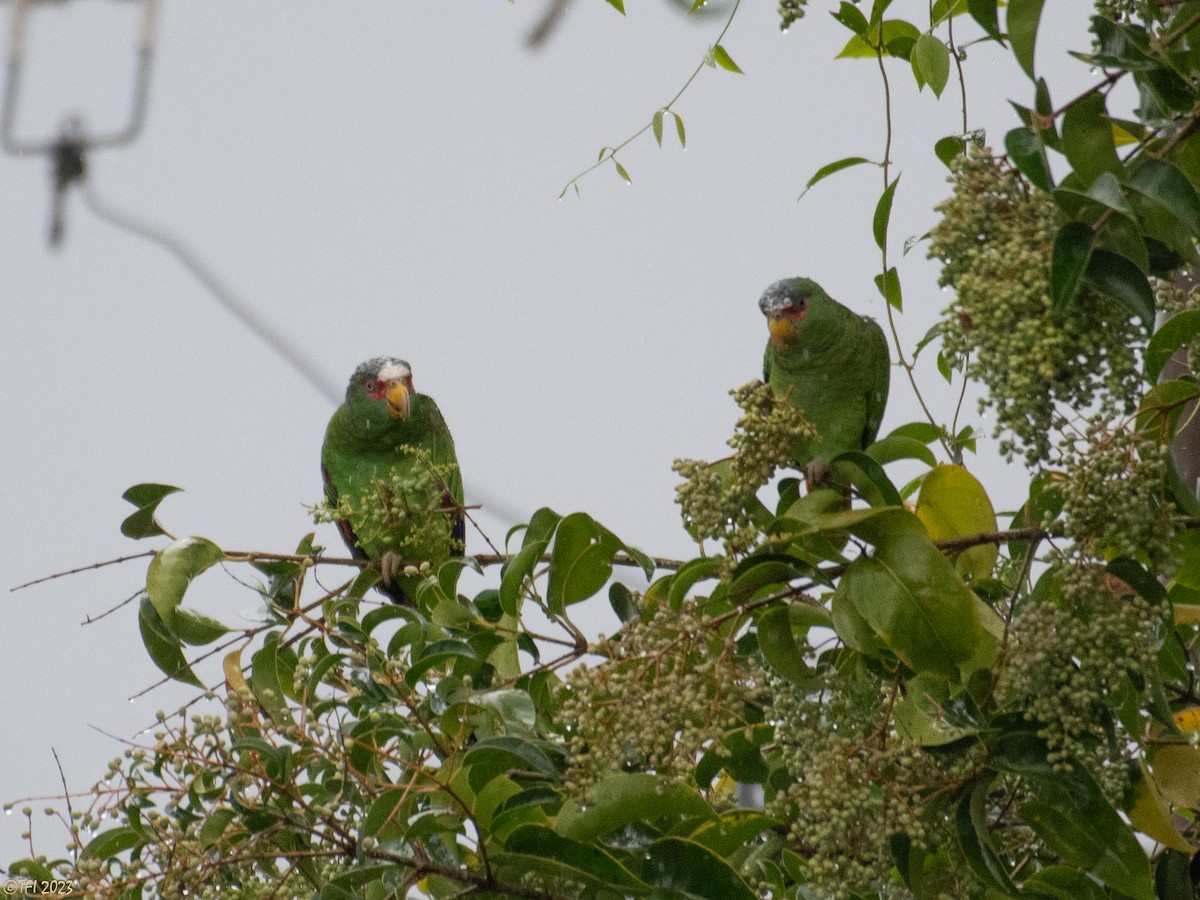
[
  {"xmin": 385, "ymin": 383, "xmax": 410, "ymax": 419},
  {"xmin": 768, "ymin": 316, "xmax": 794, "ymax": 349}
]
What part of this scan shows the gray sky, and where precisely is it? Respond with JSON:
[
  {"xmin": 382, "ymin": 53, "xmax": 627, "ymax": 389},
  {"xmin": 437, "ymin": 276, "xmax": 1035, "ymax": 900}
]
[{"xmin": 1, "ymin": 0, "xmax": 1092, "ymax": 862}]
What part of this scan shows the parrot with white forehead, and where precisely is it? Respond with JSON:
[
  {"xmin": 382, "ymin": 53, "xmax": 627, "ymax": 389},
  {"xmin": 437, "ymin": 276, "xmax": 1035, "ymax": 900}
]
[
  {"xmin": 758, "ymin": 277, "xmax": 890, "ymax": 478},
  {"xmin": 321, "ymin": 357, "xmax": 464, "ymax": 603}
]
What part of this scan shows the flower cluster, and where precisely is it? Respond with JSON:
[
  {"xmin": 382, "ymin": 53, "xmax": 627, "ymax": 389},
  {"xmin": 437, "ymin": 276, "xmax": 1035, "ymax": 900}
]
[
  {"xmin": 558, "ymin": 600, "xmax": 763, "ymax": 795},
  {"xmin": 673, "ymin": 381, "xmax": 817, "ymax": 557},
  {"xmin": 928, "ymin": 148, "xmax": 1142, "ymax": 463}
]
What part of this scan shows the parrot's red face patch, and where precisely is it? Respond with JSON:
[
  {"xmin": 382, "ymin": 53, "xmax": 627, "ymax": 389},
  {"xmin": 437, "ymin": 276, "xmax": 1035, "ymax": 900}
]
[{"xmin": 361, "ymin": 369, "xmax": 414, "ymax": 403}]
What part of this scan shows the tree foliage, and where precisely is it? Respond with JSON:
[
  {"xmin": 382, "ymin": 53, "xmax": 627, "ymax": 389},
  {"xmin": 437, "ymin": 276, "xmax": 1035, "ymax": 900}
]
[{"xmin": 13, "ymin": 1, "xmax": 1200, "ymax": 898}]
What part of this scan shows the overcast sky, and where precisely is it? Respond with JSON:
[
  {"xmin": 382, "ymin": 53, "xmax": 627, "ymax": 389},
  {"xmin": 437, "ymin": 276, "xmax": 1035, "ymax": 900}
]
[{"xmin": 1, "ymin": 0, "xmax": 1094, "ymax": 863}]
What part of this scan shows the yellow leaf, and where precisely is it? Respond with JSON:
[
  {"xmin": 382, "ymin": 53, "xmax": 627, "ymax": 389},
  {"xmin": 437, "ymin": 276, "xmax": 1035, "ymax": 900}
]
[
  {"xmin": 915, "ymin": 464, "xmax": 998, "ymax": 581},
  {"xmin": 1128, "ymin": 757, "xmax": 1195, "ymax": 851},
  {"xmin": 1150, "ymin": 743, "xmax": 1200, "ymax": 811}
]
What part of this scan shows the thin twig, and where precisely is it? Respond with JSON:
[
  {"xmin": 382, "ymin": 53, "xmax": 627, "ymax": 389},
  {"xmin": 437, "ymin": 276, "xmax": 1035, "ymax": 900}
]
[{"xmin": 11, "ymin": 550, "xmax": 155, "ymax": 591}]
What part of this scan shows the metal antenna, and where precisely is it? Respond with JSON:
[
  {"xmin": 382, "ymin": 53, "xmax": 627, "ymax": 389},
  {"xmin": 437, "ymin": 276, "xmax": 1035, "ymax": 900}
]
[
  {"xmin": 1, "ymin": 0, "xmax": 158, "ymax": 154},
  {"xmin": 2, "ymin": 0, "xmax": 158, "ymax": 243}
]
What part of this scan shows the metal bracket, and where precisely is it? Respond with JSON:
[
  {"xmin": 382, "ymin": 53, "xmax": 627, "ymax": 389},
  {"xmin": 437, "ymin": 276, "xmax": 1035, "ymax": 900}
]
[{"xmin": 1, "ymin": 0, "xmax": 159, "ymax": 155}]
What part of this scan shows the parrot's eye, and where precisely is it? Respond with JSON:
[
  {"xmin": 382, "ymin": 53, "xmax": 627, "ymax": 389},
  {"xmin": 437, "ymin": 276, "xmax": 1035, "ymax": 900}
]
[
  {"xmin": 797, "ymin": 296, "xmax": 808, "ymax": 310},
  {"xmin": 364, "ymin": 379, "xmax": 378, "ymax": 393}
]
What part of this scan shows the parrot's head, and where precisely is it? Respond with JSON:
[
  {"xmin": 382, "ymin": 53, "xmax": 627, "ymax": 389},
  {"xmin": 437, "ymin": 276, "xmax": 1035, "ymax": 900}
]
[
  {"xmin": 758, "ymin": 277, "xmax": 831, "ymax": 350},
  {"xmin": 345, "ymin": 356, "xmax": 415, "ymax": 423}
]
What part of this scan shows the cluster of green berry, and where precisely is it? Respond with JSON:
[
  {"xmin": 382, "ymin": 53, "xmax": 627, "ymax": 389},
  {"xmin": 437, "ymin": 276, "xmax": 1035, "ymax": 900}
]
[
  {"xmin": 778, "ymin": 0, "xmax": 810, "ymax": 30},
  {"xmin": 673, "ymin": 381, "xmax": 816, "ymax": 558},
  {"xmin": 1157, "ymin": 278, "xmax": 1200, "ymax": 375},
  {"xmin": 928, "ymin": 148, "xmax": 1142, "ymax": 463},
  {"xmin": 310, "ymin": 448, "xmax": 461, "ymax": 558},
  {"xmin": 1055, "ymin": 416, "xmax": 1173, "ymax": 566},
  {"xmin": 557, "ymin": 601, "xmax": 761, "ymax": 796},
  {"xmin": 995, "ymin": 564, "xmax": 1162, "ymax": 797},
  {"xmin": 765, "ymin": 673, "xmax": 935, "ymax": 898}
]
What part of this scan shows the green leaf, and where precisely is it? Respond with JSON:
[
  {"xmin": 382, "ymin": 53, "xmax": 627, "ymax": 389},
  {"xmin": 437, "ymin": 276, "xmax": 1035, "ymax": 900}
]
[
  {"xmin": 1007, "ymin": 0, "xmax": 1045, "ymax": 79},
  {"xmin": 82, "ymin": 826, "xmax": 144, "ymax": 860},
  {"xmin": 500, "ymin": 541, "xmax": 546, "ymax": 617},
  {"xmin": 644, "ymin": 837, "xmax": 757, "ymax": 899},
  {"xmin": 832, "ymin": 2, "xmax": 869, "ymax": 35},
  {"xmin": 955, "ymin": 779, "xmax": 1019, "ymax": 895},
  {"xmin": 546, "ymin": 512, "xmax": 625, "ymax": 613},
  {"xmin": 613, "ymin": 160, "xmax": 631, "ymax": 184},
  {"xmin": 1127, "ymin": 158, "xmax": 1200, "ymax": 238},
  {"xmin": 137, "ymin": 595, "xmax": 203, "ymax": 688},
  {"xmin": 405, "ymin": 638, "xmax": 477, "ymax": 687},
  {"xmin": 711, "ymin": 44, "xmax": 743, "ymax": 74},
  {"xmin": 1136, "ymin": 379, "xmax": 1200, "ymax": 442},
  {"xmin": 1019, "ymin": 767, "xmax": 1154, "ymax": 900},
  {"xmin": 873, "ymin": 266, "xmax": 903, "ymax": 310},
  {"xmin": 1082, "ymin": 249, "xmax": 1155, "ymax": 330},
  {"xmin": 199, "ymin": 808, "xmax": 236, "ymax": 847},
  {"xmin": 800, "ymin": 156, "xmax": 873, "ymax": 198},
  {"xmin": 603, "ymin": 0, "xmax": 625, "ymax": 13},
  {"xmin": 672, "ymin": 111, "xmax": 687, "ymax": 148},
  {"xmin": 145, "ymin": 536, "xmax": 224, "ymax": 629},
  {"xmin": 502, "ymin": 826, "xmax": 651, "ymax": 894},
  {"xmin": 120, "ymin": 483, "xmax": 182, "ymax": 539},
  {"xmin": 1061, "ymin": 92, "xmax": 1121, "ymax": 187},
  {"xmin": 663, "ymin": 556, "xmax": 722, "ymax": 607},
  {"xmin": 1022, "ymin": 865, "xmax": 1110, "ymax": 900},
  {"xmin": 831, "ymin": 451, "xmax": 903, "ymax": 507},
  {"xmin": 1147, "ymin": 310, "xmax": 1200, "ymax": 382},
  {"xmin": 363, "ymin": 788, "xmax": 407, "ymax": 839},
  {"xmin": 913, "ymin": 32, "xmax": 950, "ymax": 97},
  {"xmin": 836, "ymin": 19, "xmax": 921, "ymax": 59},
  {"xmin": 557, "ymin": 773, "xmax": 714, "ymax": 841},
  {"xmin": 873, "ymin": 176, "xmax": 900, "ymax": 251},
  {"xmin": 865, "ymin": 435, "xmax": 937, "ymax": 468},
  {"xmin": 465, "ymin": 737, "xmax": 560, "ymax": 792},
  {"xmin": 935, "ymin": 135, "xmax": 965, "ymax": 168},
  {"xmin": 251, "ymin": 636, "xmax": 296, "ymax": 725},
  {"xmin": 830, "ymin": 508, "xmax": 991, "ymax": 678},
  {"xmin": 1050, "ymin": 222, "xmax": 1094, "ymax": 318},
  {"xmin": 756, "ymin": 605, "xmax": 813, "ymax": 685},
  {"xmin": 1004, "ymin": 126, "xmax": 1053, "ymax": 191},
  {"xmin": 171, "ymin": 607, "xmax": 229, "ymax": 646},
  {"xmin": 652, "ymin": 109, "xmax": 664, "ymax": 147},
  {"xmin": 967, "ymin": 0, "xmax": 1002, "ymax": 43}
]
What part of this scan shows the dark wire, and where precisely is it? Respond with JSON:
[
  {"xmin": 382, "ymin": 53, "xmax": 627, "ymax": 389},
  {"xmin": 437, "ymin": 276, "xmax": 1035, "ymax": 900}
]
[
  {"xmin": 81, "ymin": 180, "xmax": 343, "ymax": 404},
  {"xmin": 78, "ymin": 179, "xmax": 524, "ymax": 527}
]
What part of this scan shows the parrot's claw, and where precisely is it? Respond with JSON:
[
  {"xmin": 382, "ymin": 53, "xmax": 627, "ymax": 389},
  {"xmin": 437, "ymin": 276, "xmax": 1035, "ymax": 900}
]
[
  {"xmin": 379, "ymin": 552, "xmax": 404, "ymax": 586},
  {"xmin": 804, "ymin": 458, "xmax": 832, "ymax": 491}
]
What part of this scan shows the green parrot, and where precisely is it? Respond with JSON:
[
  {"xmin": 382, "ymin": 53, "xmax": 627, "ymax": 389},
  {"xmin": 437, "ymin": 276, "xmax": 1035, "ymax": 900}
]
[
  {"xmin": 759, "ymin": 277, "xmax": 890, "ymax": 479},
  {"xmin": 321, "ymin": 357, "xmax": 464, "ymax": 603}
]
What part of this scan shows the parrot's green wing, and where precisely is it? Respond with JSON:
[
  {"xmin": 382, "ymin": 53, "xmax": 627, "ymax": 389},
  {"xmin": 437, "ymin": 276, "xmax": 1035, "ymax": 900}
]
[{"xmin": 862, "ymin": 316, "xmax": 890, "ymax": 448}]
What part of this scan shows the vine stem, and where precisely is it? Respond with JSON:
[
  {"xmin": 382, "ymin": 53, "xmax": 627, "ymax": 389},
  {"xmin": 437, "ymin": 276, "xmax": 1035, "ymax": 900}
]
[{"xmin": 558, "ymin": 0, "xmax": 742, "ymax": 198}]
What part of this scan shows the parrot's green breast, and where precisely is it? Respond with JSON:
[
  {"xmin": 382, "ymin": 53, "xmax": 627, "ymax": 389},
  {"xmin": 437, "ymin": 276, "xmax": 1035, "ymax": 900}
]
[{"xmin": 759, "ymin": 278, "xmax": 890, "ymax": 468}]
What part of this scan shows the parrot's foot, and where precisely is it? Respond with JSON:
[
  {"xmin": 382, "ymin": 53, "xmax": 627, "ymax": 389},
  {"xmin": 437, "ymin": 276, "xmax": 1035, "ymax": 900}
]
[
  {"xmin": 379, "ymin": 551, "xmax": 405, "ymax": 586},
  {"xmin": 804, "ymin": 458, "xmax": 832, "ymax": 490}
]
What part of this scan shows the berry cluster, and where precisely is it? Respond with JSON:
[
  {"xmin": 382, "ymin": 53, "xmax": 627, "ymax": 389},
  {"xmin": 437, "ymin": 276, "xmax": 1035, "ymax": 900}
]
[
  {"xmin": 995, "ymin": 564, "xmax": 1163, "ymax": 797},
  {"xmin": 928, "ymin": 148, "xmax": 1142, "ymax": 463},
  {"xmin": 310, "ymin": 448, "xmax": 461, "ymax": 557},
  {"xmin": 558, "ymin": 600, "xmax": 762, "ymax": 795},
  {"xmin": 673, "ymin": 381, "xmax": 816, "ymax": 558}
]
